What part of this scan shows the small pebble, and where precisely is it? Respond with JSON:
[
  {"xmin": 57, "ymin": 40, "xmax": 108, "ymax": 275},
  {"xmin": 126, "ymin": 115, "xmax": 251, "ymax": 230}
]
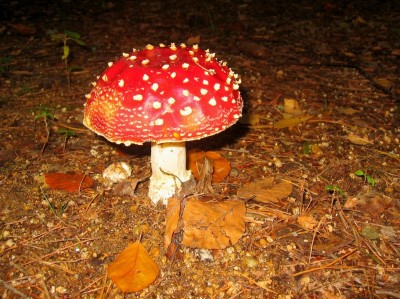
[
  {"xmin": 5, "ymin": 239, "xmax": 15, "ymax": 247},
  {"xmin": 242, "ymin": 256, "xmax": 258, "ymax": 268}
]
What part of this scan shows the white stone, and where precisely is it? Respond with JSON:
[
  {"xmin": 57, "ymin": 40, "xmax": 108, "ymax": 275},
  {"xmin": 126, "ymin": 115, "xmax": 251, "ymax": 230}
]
[{"xmin": 102, "ymin": 162, "xmax": 132, "ymax": 186}]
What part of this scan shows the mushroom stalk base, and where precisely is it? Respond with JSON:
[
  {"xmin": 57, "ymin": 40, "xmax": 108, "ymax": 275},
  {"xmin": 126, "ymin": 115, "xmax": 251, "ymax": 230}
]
[{"xmin": 148, "ymin": 142, "xmax": 191, "ymax": 205}]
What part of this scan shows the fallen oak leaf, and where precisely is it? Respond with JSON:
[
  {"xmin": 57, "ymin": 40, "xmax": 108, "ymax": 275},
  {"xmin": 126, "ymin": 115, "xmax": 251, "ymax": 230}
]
[
  {"xmin": 107, "ymin": 241, "xmax": 159, "ymax": 293},
  {"xmin": 237, "ymin": 177, "xmax": 292, "ymax": 203},
  {"xmin": 181, "ymin": 197, "xmax": 246, "ymax": 249}
]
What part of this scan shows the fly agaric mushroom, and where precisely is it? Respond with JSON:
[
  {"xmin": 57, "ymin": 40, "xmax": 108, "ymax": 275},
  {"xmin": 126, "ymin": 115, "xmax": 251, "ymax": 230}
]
[{"xmin": 83, "ymin": 43, "xmax": 242, "ymax": 204}]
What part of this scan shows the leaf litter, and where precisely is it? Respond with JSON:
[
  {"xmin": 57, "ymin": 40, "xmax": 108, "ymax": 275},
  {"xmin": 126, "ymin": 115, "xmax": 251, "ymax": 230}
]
[
  {"xmin": 181, "ymin": 197, "xmax": 246, "ymax": 250},
  {"xmin": 1, "ymin": 1, "xmax": 400, "ymax": 298}
]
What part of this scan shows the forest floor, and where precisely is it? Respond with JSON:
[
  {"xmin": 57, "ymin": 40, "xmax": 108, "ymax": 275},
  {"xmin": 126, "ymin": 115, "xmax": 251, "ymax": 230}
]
[{"xmin": 1, "ymin": 0, "xmax": 399, "ymax": 298}]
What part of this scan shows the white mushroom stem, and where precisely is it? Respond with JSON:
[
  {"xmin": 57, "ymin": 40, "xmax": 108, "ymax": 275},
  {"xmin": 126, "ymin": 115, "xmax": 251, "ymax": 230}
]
[{"xmin": 148, "ymin": 141, "xmax": 191, "ymax": 205}]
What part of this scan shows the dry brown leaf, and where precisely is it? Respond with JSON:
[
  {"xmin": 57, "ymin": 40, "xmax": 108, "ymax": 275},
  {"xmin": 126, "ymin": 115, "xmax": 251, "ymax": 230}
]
[
  {"xmin": 374, "ymin": 77, "xmax": 393, "ymax": 89},
  {"xmin": 391, "ymin": 49, "xmax": 400, "ymax": 56},
  {"xmin": 343, "ymin": 51, "xmax": 356, "ymax": 58},
  {"xmin": 358, "ymin": 191, "xmax": 392, "ymax": 219},
  {"xmin": 181, "ymin": 198, "xmax": 246, "ymax": 249},
  {"xmin": 346, "ymin": 133, "xmax": 372, "ymax": 145},
  {"xmin": 344, "ymin": 197, "xmax": 361, "ymax": 209},
  {"xmin": 237, "ymin": 177, "xmax": 292, "ymax": 203},
  {"xmin": 310, "ymin": 144, "xmax": 323, "ymax": 157},
  {"xmin": 186, "ymin": 35, "xmax": 201, "ymax": 45},
  {"xmin": 165, "ymin": 197, "xmax": 181, "ymax": 250},
  {"xmin": 312, "ymin": 234, "xmax": 353, "ymax": 253},
  {"xmin": 297, "ymin": 215, "xmax": 318, "ymax": 230},
  {"xmin": 9, "ymin": 23, "xmax": 36, "ymax": 35},
  {"xmin": 274, "ymin": 115, "xmax": 312, "ymax": 129},
  {"xmin": 113, "ymin": 178, "xmax": 139, "ymax": 197},
  {"xmin": 336, "ymin": 107, "xmax": 359, "ymax": 115},
  {"xmin": 319, "ymin": 289, "xmax": 346, "ymax": 299},
  {"xmin": 42, "ymin": 172, "xmax": 93, "ymax": 192},
  {"xmin": 188, "ymin": 150, "xmax": 231, "ymax": 183},
  {"xmin": 354, "ymin": 16, "xmax": 367, "ymax": 24},
  {"xmin": 107, "ymin": 241, "xmax": 159, "ymax": 293},
  {"xmin": 205, "ymin": 151, "xmax": 231, "ymax": 183},
  {"xmin": 283, "ymin": 98, "xmax": 303, "ymax": 115},
  {"xmin": 237, "ymin": 41, "xmax": 268, "ymax": 58},
  {"xmin": 344, "ymin": 191, "xmax": 393, "ymax": 219}
]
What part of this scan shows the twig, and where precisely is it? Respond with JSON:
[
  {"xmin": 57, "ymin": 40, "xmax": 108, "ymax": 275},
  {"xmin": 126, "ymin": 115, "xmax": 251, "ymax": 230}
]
[
  {"xmin": 57, "ymin": 121, "xmax": 87, "ymax": 132},
  {"xmin": 23, "ymin": 237, "xmax": 97, "ymax": 266},
  {"xmin": 75, "ymin": 276, "xmax": 104, "ymax": 296},
  {"xmin": 83, "ymin": 192, "xmax": 99, "ymax": 214},
  {"xmin": 235, "ymin": 271, "xmax": 278, "ymax": 294},
  {"xmin": 38, "ymin": 260, "xmax": 76, "ymax": 275},
  {"xmin": 0, "ymin": 278, "xmax": 31, "ymax": 298},
  {"xmin": 293, "ymin": 248, "xmax": 357, "ymax": 277},
  {"xmin": 308, "ymin": 216, "xmax": 325, "ymax": 264},
  {"xmin": 375, "ymin": 290, "xmax": 400, "ymax": 299},
  {"xmin": 97, "ymin": 272, "xmax": 109, "ymax": 299},
  {"xmin": 39, "ymin": 117, "xmax": 50, "ymax": 158},
  {"xmin": 38, "ymin": 277, "xmax": 51, "ymax": 299}
]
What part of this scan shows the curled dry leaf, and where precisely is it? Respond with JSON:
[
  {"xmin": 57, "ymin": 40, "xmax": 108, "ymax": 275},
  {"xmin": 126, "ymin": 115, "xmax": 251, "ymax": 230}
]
[
  {"xmin": 391, "ymin": 49, "xmax": 400, "ymax": 56},
  {"xmin": 188, "ymin": 150, "xmax": 231, "ymax": 183},
  {"xmin": 346, "ymin": 133, "xmax": 372, "ymax": 145},
  {"xmin": 237, "ymin": 177, "xmax": 292, "ymax": 203},
  {"xmin": 181, "ymin": 197, "xmax": 246, "ymax": 249},
  {"xmin": 345, "ymin": 191, "xmax": 393, "ymax": 219},
  {"xmin": 112, "ymin": 178, "xmax": 139, "ymax": 197},
  {"xmin": 310, "ymin": 144, "xmax": 323, "ymax": 157},
  {"xmin": 283, "ymin": 98, "xmax": 303, "ymax": 116},
  {"xmin": 165, "ymin": 197, "xmax": 181, "ymax": 250},
  {"xmin": 297, "ymin": 215, "xmax": 318, "ymax": 230},
  {"xmin": 186, "ymin": 35, "xmax": 201, "ymax": 45},
  {"xmin": 374, "ymin": 77, "xmax": 393, "ymax": 89},
  {"xmin": 107, "ymin": 241, "xmax": 160, "ymax": 293},
  {"xmin": 41, "ymin": 172, "xmax": 94, "ymax": 192},
  {"xmin": 336, "ymin": 107, "xmax": 359, "ymax": 115},
  {"xmin": 194, "ymin": 154, "xmax": 214, "ymax": 194}
]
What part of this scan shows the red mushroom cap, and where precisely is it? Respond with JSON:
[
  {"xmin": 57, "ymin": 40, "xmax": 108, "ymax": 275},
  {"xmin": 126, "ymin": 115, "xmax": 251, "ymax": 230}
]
[{"xmin": 83, "ymin": 43, "xmax": 243, "ymax": 145}]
